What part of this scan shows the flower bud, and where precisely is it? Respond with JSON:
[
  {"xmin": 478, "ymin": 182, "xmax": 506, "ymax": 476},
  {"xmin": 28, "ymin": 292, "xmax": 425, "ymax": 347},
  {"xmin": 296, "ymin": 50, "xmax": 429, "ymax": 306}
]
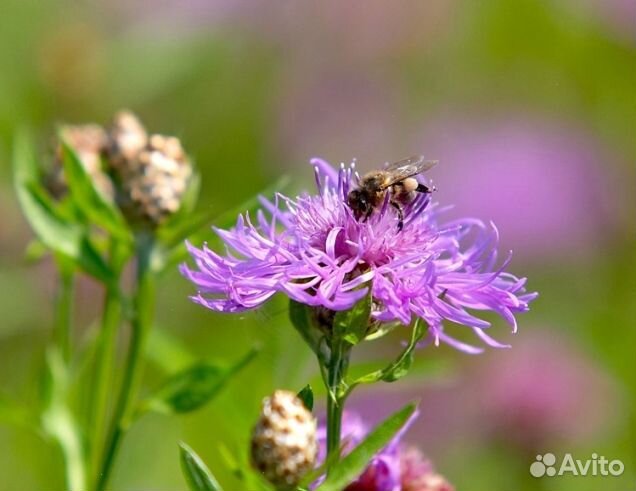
[
  {"xmin": 107, "ymin": 112, "xmax": 192, "ymax": 227},
  {"xmin": 251, "ymin": 390, "xmax": 317, "ymax": 489},
  {"xmin": 48, "ymin": 124, "xmax": 113, "ymax": 200},
  {"xmin": 107, "ymin": 110, "xmax": 148, "ymax": 169}
]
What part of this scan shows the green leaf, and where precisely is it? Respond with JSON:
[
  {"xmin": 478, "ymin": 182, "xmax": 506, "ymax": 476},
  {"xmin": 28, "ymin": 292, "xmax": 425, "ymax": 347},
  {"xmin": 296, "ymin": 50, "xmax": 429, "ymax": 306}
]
[
  {"xmin": 141, "ymin": 347, "xmax": 259, "ymax": 415},
  {"xmin": 380, "ymin": 319, "xmax": 425, "ymax": 382},
  {"xmin": 352, "ymin": 320, "xmax": 426, "ymax": 386},
  {"xmin": 180, "ymin": 442, "xmax": 223, "ymax": 491},
  {"xmin": 297, "ymin": 384, "xmax": 314, "ymax": 411},
  {"xmin": 12, "ymin": 131, "xmax": 113, "ymax": 283},
  {"xmin": 59, "ymin": 140, "xmax": 130, "ymax": 240},
  {"xmin": 15, "ymin": 181, "xmax": 80, "ymax": 259},
  {"xmin": 333, "ymin": 292, "xmax": 372, "ymax": 346},
  {"xmin": 317, "ymin": 402, "xmax": 418, "ymax": 491}
]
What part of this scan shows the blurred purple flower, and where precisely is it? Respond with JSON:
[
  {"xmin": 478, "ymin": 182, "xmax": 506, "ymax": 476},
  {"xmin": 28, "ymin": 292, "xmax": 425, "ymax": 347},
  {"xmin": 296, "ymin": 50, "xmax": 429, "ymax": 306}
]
[
  {"xmin": 347, "ymin": 329, "xmax": 622, "ymax": 463},
  {"xmin": 472, "ymin": 329, "xmax": 622, "ymax": 452},
  {"xmin": 315, "ymin": 411, "xmax": 453, "ymax": 491},
  {"xmin": 417, "ymin": 115, "xmax": 622, "ymax": 259},
  {"xmin": 181, "ymin": 159, "xmax": 535, "ymax": 353}
]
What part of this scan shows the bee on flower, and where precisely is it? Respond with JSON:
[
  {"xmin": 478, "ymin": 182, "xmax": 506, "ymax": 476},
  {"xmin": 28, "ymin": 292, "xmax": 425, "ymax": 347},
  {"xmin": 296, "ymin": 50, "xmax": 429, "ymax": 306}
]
[{"xmin": 181, "ymin": 157, "xmax": 536, "ymax": 353}]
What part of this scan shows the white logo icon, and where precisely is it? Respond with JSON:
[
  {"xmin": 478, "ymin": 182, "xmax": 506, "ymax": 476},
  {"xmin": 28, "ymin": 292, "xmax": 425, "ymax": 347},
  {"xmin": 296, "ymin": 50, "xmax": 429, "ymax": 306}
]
[
  {"xmin": 530, "ymin": 453, "xmax": 624, "ymax": 478},
  {"xmin": 530, "ymin": 453, "xmax": 557, "ymax": 477}
]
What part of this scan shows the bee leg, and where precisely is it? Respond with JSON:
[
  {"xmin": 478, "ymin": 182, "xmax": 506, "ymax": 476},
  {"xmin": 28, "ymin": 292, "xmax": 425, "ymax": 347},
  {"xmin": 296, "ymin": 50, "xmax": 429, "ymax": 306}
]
[
  {"xmin": 363, "ymin": 207, "xmax": 374, "ymax": 222},
  {"xmin": 416, "ymin": 183, "xmax": 432, "ymax": 193},
  {"xmin": 390, "ymin": 201, "xmax": 404, "ymax": 232}
]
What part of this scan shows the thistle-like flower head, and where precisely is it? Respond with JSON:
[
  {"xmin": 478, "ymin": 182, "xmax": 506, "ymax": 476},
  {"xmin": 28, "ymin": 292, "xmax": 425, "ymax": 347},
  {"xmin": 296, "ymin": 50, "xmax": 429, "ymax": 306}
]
[
  {"xmin": 251, "ymin": 390, "xmax": 318, "ymax": 489},
  {"xmin": 107, "ymin": 111, "xmax": 193, "ymax": 227},
  {"xmin": 181, "ymin": 158, "xmax": 536, "ymax": 353}
]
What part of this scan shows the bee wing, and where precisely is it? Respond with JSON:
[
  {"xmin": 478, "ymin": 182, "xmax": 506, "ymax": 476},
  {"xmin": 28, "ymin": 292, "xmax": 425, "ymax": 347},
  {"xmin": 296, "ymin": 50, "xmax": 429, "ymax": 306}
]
[{"xmin": 381, "ymin": 156, "xmax": 439, "ymax": 188}]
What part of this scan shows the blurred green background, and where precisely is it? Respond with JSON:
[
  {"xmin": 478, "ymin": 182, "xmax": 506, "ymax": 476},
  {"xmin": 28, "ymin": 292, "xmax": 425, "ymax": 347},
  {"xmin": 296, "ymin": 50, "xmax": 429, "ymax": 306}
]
[{"xmin": 1, "ymin": 0, "xmax": 635, "ymax": 490}]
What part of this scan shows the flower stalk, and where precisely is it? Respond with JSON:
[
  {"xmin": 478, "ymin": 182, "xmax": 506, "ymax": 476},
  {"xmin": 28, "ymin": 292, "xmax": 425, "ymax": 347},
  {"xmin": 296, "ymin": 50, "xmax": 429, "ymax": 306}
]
[
  {"xmin": 96, "ymin": 233, "xmax": 156, "ymax": 491},
  {"xmin": 89, "ymin": 240, "xmax": 128, "ymax": 486},
  {"xmin": 325, "ymin": 340, "xmax": 351, "ymax": 469}
]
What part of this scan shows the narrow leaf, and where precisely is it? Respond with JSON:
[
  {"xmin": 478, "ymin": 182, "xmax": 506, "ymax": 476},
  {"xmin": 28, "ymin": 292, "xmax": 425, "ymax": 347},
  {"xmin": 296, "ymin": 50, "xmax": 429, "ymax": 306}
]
[
  {"xmin": 12, "ymin": 131, "xmax": 113, "ymax": 283},
  {"xmin": 180, "ymin": 442, "xmax": 223, "ymax": 491},
  {"xmin": 297, "ymin": 384, "xmax": 314, "ymax": 411},
  {"xmin": 380, "ymin": 319, "xmax": 425, "ymax": 382},
  {"xmin": 317, "ymin": 402, "xmax": 418, "ymax": 491},
  {"xmin": 142, "ymin": 347, "xmax": 258, "ymax": 415},
  {"xmin": 60, "ymin": 140, "xmax": 130, "ymax": 240},
  {"xmin": 15, "ymin": 180, "xmax": 82, "ymax": 259},
  {"xmin": 24, "ymin": 178, "xmax": 111, "ymax": 282},
  {"xmin": 352, "ymin": 320, "xmax": 426, "ymax": 386}
]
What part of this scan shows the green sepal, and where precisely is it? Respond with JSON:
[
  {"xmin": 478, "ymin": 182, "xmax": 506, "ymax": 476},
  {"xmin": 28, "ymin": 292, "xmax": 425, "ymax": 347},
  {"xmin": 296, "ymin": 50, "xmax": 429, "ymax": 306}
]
[
  {"xmin": 297, "ymin": 384, "xmax": 314, "ymax": 411},
  {"xmin": 333, "ymin": 292, "xmax": 372, "ymax": 346}
]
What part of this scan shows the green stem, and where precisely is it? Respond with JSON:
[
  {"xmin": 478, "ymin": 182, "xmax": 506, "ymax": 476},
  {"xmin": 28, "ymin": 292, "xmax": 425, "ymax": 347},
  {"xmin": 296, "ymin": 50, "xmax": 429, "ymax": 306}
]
[
  {"xmin": 96, "ymin": 234, "xmax": 155, "ymax": 491},
  {"xmin": 89, "ymin": 241, "xmax": 127, "ymax": 487},
  {"xmin": 54, "ymin": 266, "xmax": 74, "ymax": 364},
  {"xmin": 325, "ymin": 341, "xmax": 351, "ymax": 473}
]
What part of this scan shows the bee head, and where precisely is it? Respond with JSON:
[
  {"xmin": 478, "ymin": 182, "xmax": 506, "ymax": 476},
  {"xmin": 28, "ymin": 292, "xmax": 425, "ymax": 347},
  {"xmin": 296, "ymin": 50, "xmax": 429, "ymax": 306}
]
[{"xmin": 347, "ymin": 189, "xmax": 371, "ymax": 219}]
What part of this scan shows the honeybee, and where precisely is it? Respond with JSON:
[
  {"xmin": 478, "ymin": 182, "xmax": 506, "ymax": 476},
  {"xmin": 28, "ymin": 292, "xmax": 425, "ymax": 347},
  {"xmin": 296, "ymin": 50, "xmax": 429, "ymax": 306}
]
[{"xmin": 347, "ymin": 156, "xmax": 438, "ymax": 231}]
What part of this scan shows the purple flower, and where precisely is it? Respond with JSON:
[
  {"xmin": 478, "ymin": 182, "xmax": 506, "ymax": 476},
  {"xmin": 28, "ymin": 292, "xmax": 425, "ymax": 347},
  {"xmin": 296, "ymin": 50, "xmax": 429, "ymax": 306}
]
[
  {"xmin": 315, "ymin": 411, "xmax": 453, "ymax": 491},
  {"xmin": 181, "ymin": 158, "xmax": 536, "ymax": 353}
]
